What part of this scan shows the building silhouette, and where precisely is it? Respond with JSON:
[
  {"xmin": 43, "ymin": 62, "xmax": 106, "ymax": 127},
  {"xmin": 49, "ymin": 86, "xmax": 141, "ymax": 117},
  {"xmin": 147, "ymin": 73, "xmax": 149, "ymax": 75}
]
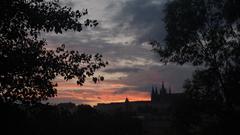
[
  {"xmin": 94, "ymin": 82, "xmax": 185, "ymax": 134},
  {"xmin": 151, "ymin": 82, "xmax": 172, "ymax": 102},
  {"xmin": 94, "ymin": 82, "xmax": 183, "ymax": 113}
]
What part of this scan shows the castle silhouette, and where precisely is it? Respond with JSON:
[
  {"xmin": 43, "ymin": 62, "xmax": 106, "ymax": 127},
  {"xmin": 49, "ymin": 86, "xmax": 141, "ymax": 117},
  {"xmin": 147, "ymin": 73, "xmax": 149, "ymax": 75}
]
[
  {"xmin": 94, "ymin": 82, "xmax": 183, "ymax": 113},
  {"xmin": 151, "ymin": 82, "xmax": 172, "ymax": 102}
]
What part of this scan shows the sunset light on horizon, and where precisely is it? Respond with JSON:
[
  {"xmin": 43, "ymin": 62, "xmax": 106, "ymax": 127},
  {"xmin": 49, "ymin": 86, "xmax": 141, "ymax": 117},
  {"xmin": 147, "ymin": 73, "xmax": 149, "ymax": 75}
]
[
  {"xmin": 49, "ymin": 80, "xmax": 151, "ymax": 105},
  {"xmin": 44, "ymin": 0, "xmax": 194, "ymax": 105}
]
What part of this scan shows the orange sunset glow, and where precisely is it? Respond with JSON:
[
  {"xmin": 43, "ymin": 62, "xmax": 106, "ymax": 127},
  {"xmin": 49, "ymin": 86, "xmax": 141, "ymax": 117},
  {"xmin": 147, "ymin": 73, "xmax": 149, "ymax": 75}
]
[
  {"xmin": 43, "ymin": 0, "xmax": 193, "ymax": 105},
  {"xmin": 49, "ymin": 80, "xmax": 150, "ymax": 106}
]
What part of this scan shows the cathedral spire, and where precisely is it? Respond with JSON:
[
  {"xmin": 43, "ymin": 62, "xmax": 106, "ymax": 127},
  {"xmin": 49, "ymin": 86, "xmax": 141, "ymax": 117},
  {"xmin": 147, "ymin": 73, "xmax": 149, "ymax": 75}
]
[
  {"xmin": 155, "ymin": 86, "xmax": 158, "ymax": 95},
  {"xmin": 151, "ymin": 85, "xmax": 155, "ymax": 101},
  {"xmin": 151, "ymin": 86, "xmax": 155, "ymax": 96},
  {"xmin": 160, "ymin": 81, "xmax": 167, "ymax": 95},
  {"xmin": 151, "ymin": 86, "xmax": 155, "ymax": 94},
  {"xmin": 161, "ymin": 81, "xmax": 165, "ymax": 89},
  {"xmin": 168, "ymin": 86, "xmax": 172, "ymax": 94}
]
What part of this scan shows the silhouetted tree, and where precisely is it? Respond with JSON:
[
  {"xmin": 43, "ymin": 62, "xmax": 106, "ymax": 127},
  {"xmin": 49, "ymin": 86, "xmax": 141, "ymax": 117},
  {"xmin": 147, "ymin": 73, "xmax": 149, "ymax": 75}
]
[
  {"xmin": 151, "ymin": 1, "xmax": 240, "ymax": 134},
  {"xmin": 0, "ymin": 0, "xmax": 107, "ymax": 104},
  {"xmin": 152, "ymin": 0, "xmax": 240, "ymax": 106},
  {"xmin": 172, "ymin": 70, "xmax": 239, "ymax": 135},
  {"xmin": 183, "ymin": 70, "xmax": 224, "ymax": 104}
]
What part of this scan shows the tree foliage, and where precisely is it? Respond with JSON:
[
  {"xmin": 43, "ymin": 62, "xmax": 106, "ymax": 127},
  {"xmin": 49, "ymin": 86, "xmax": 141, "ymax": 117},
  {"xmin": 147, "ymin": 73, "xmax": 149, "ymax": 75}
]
[
  {"xmin": 152, "ymin": 0, "xmax": 240, "ymax": 106},
  {"xmin": 0, "ymin": 103, "xmax": 143, "ymax": 135},
  {"xmin": 183, "ymin": 70, "xmax": 224, "ymax": 104},
  {"xmin": 0, "ymin": 0, "xmax": 108, "ymax": 104}
]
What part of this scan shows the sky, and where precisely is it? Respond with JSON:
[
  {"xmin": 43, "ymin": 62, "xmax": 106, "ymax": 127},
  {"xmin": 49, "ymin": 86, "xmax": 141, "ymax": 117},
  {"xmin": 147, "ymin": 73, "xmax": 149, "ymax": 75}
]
[{"xmin": 45, "ymin": 0, "xmax": 195, "ymax": 106}]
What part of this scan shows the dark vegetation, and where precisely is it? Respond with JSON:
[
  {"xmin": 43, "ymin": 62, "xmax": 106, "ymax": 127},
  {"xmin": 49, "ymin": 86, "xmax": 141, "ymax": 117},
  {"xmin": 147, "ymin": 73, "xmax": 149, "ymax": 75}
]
[
  {"xmin": 152, "ymin": 0, "xmax": 240, "ymax": 134},
  {"xmin": 153, "ymin": 0, "xmax": 240, "ymax": 108},
  {"xmin": 0, "ymin": 102, "xmax": 142, "ymax": 135},
  {"xmin": 0, "ymin": 0, "xmax": 107, "ymax": 104},
  {"xmin": 0, "ymin": 1, "xmax": 141, "ymax": 134},
  {"xmin": 172, "ymin": 93, "xmax": 240, "ymax": 135}
]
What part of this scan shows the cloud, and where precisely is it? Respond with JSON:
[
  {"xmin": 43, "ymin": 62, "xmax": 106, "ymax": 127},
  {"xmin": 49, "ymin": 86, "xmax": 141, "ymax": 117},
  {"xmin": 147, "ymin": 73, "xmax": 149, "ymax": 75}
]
[
  {"xmin": 113, "ymin": 64, "xmax": 195, "ymax": 93},
  {"xmin": 48, "ymin": 83, "xmax": 150, "ymax": 106},
  {"xmin": 111, "ymin": 0, "xmax": 167, "ymax": 44},
  {"xmin": 44, "ymin": 0, "xmax": 195, "ymax": 105},
  {"xmin": 103, "ymin": 67, "xmax": 142, "ymax": 73}
]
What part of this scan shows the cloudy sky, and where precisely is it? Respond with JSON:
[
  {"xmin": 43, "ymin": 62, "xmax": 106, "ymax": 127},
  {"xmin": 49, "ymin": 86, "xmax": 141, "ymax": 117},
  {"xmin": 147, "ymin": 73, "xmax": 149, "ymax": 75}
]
[{"xmin": 45, "ymin": 0, "xmax": 194, "ymax": 105}]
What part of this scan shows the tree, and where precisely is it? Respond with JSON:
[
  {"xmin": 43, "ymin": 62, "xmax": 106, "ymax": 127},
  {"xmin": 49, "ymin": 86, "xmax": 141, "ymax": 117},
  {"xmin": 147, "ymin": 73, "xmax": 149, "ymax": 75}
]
[
  {"xmin": 0, "ymin": 0, "xmax": 108, "ymax": 104},
  {"xmin": 152, "ymin": 0, "xmax": 240, "ymax": 106}
]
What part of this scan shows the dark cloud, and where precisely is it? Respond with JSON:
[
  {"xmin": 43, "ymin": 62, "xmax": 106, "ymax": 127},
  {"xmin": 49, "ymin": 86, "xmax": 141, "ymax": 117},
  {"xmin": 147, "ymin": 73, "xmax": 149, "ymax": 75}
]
[
  {"xmin": 103, "ymin": 67, "xmax": 142, "ymax": 73},
  {"xmin": 114, "ymin": 64, "xmax": 195, "ymax": 92},
  {"xmin": 45, "ymin": 31, "xmax": 160, "ymax": 67},
  {"xmin": 103, "ymin": 0, "xmax": 194, "ymax": 92},
  {"xmin": 44, "ymin": 0, "xmax": 167, "ymax": 65},
  {"xmin": 113, "ymin": 87, "xmax": 134, "ymax": 94},
  {"xmin": 44, "ymin": 0, "xmax": 195, "ymax": 104},
  {"xmin": 112, "ymin": 0, "xmax": 167, "ymax": 44}
]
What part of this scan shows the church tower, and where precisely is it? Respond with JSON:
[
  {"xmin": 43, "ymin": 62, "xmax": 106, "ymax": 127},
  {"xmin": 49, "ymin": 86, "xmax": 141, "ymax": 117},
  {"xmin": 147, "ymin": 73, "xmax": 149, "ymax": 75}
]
[
  {"xmin": 168, "ymin": 86, "xmax": 172, "ymax": 95},
  {"xmin": 151, "ymin": 86, "xmax": 156, "ymax": 102},
  {"xmin": 160, "ymin": 81, "xmax": 167, "ymax": 95}
]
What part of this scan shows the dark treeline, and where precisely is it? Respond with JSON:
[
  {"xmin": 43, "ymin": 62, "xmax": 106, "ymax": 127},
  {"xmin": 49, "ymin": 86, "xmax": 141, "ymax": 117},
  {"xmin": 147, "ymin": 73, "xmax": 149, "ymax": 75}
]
[
  {"xmin": 1, "ymin": 102, "xmax": 143, "ymax": 135},
  {"xmin": 171, "ymin": 93, "xmax": 240, "ymax": 135},
  {"xmin": 2, "ymin": 97, "xmax": 240, "ymax": 135}
]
